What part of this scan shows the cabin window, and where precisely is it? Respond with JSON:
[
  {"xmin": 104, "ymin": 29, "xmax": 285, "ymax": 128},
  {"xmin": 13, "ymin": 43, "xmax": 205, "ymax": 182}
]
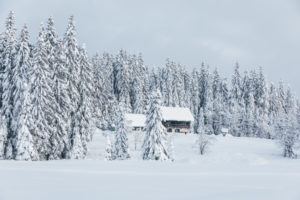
[
  {"xmin": 175, "ymin": 129, "xmax": 180, "ymax": 133},
  {"xmin": 167, "ymin": 128, "xmax": 172, "ymax": 133}
]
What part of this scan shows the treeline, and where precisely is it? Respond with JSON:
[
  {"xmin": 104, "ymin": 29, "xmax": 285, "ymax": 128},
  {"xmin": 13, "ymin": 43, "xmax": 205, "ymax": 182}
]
[
  {"xmin": 0, "ymin": 12, "xmax": 299, "ymax": 161},
  {"xmin": 0, "ymin": 12, "xmax": 93, "ymax": 160}
]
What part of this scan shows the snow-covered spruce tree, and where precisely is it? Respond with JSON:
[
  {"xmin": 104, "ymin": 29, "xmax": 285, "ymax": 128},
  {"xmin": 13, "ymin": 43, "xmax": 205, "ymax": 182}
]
[
  {"xmin": 231, "ymin": 62, "xmax": 243, "ymax": 105},
  {"xmin": 228, "ymin": 96, "xmax": 244, "ymax": 137},
  {"xmin": 63, "ymin": 16, "xmax": 84, "ymax": 159},
  {"xmin": 0, "ymin": 116, "xmax": 8, "ymax": 159},
  {"xmin": 97, "ymin": 53, "xmax": 118, "ymax": 130},
  {"xmin": 28, "ymin": 24, "xmax": 55, "ymax": 160},
  {"xmin": 198, "ymin": 64, "xmax": 214, "ymax": 134},
  {"xmin": 12, "ymin": 24, "xmax": 38, "ymax": 160},
  {"xmin": 212, "ymin": 68, "xmax": 223, "ymax": 135},
  {"xmin": 91, "ymin": 53, "xmax": 106, "ymax": 129},
  {"xmin": 113, "ymin": 102, "xmax": 130, "ymax": 160},
  {"xmin": 44, "ymin": 17, "xmax": 69, "ymax": 159},
  {"xmin": 228, "ymin": 63, "xmax": 245, "ymax": 137},
  {"xmin": 14, "ymin": 93, "xmax": 38, "ymax": 161},
  {"xmin": 79, "ymin": 45, "xmax": 93, "ymax": 141},
  {"xmin": 275, "ymin": 113, "xmax": 299, "ymax": 159},
  {"xmin": 182, "ymin": 69, "xmax": 191, "ymax": 107},
  {"xmin": 105, "ymin": 135, "xmax": 114, "ymax": 161},
  {"xmin": 268, "ymin": 84, "xmax": 281, "ymax": 119},
  {"xmin": 45, "ymin": 16, "xmax": 59, "ymax": 73},
  {"xmin": 113, "ymin": 50, "xmax": 131, "ymax": 112},
  {"xmin": 274, "ymin": 88, "xmax": 299, "ymax": 158},
  {"xmin": 142, "ymin": 89, "xmax": 169, "ymax": 161},
  {"xmin": 141, "ymin": 56, "xmax": 150, "ymax": 113},
  {"xmin": 172, "ymin": 63, "xmax": 184, "ymax": 107},
  {"xmin": 1, "ymin": 11, "xmax": 18, "ymax": 159},
  {"xmin": 130, "ymin": 54, "xmax": 146, "ymax": 114},
  {"xmin": 51, "ymin": 38, "xmax": 70, "ymax": 159},
  {"xmin": 241, "ymin": 90, "xmax": 255, "ymax": 137},
  {"xmin": 212, "ymin": 89, "xmax": 223, "ymax": 135},
  {"xmin": 162, "ymin": 59, "xmax": 174, "ymax": 106},
  {"xmin": 190, "ymin": 68, "xmax": 199, "ymax": 132},
  {"xmin": 0, "ymin": 32, "xmax": 4, "ymax": 92},
  {"xmin": 278, "ymin": 81, "xmax": 286, "ymax": 112},
  {"xmin": 68, "ymin": 45, "xmax": 93, "ymax": 159},
  {"xmin": 149, "ymin": 68, "xmax": 159, "ymax": 92},
  {"xmin": 196, "ymin": 108, "xmax": 212, "ymax": 155},
  {"xmin": 63, "ymin": 15, "xmax": 81, "ymax": 125}
]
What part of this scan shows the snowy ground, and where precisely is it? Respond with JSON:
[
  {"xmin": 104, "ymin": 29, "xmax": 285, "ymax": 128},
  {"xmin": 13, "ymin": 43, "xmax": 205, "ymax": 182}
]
[{"xmin": 0, "ymin": 130, "xmax": 300, "ymax": 200}]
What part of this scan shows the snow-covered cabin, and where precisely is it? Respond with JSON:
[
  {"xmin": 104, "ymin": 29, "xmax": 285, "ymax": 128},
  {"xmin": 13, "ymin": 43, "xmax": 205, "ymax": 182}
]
[
  {"xmin": 125, "ymin": 113, "xmax": 146, "ymax": 133},
  {"xmin": 161, "ymin": 106, "xmax": 194, "ymax": 134},
  {"xmin": 125, "ymin": 106, "xmax": 194, "ymax": 134}
]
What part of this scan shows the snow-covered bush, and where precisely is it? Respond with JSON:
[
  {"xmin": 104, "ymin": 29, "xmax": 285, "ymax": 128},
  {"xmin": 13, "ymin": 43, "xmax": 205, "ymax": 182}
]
[{"xmin": 196, "ymin": 109, "xmax": 214, "ymax": 155}]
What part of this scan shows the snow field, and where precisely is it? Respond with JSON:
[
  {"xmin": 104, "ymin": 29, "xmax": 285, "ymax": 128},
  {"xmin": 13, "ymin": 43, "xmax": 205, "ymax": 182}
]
[{"xmin": 0, "ymin": 130, "xmax": 299, "ymax": 200}]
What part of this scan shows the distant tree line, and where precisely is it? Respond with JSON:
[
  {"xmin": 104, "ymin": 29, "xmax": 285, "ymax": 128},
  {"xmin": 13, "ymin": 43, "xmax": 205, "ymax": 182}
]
[{"xmin": 0, "ymin": 12, "xmax": 298, "ymax": 160}]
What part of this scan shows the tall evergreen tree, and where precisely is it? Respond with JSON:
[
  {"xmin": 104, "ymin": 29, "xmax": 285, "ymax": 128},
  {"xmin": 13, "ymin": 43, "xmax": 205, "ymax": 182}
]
[
  {"xmin": 1, "ymin": 11, "xmax": 18, "ymax": 159},
  {"xmin": 114, "ymin": 102, "xmax": 130, "ymax": 160},
  {"xmin": 190, "ymin": 68, "xmax": 199, "ymax": 132},
  {"xmin": 231, "ymin": 63, "xmax": 243, "ymax": 104},
  {"xmin": 12, "ymin": 25, "xmax": 38, "ymax": 160},
  {"xmin": 113, "ymin": 50, "xmax": 131, "ymax": 111},
  {"xmin": 28, "ymin": 24, "xmax": 55, "ymax": 160},
  {"xmin": 51, "ymin": 38, "xmax": 70, "ymax": 159},
  {"xmin": 143, "ymin": 90, "xmax": 169, "ymax": 160},
  {"xmin": 68, "ymin": 45, "xmax": 93, "ymax": 159},
  {"xmin": 0, "ymin": 116, "xmax": 8, "ymax": 159},
  {"xmin": 63, "ymin": 16, "xmax": 82, "ymax": 158}
]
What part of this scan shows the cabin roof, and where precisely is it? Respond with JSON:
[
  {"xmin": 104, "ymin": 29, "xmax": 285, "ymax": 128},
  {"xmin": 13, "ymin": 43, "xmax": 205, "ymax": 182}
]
[
  {"xmin": 125, "ymin": 113, "xmax": 146, "ymax": 127},
  {"xmin": 125, "ymin": 106, "xmax": 194, "ymax": 127},
  {"xmin": 161, "ymin": 106, "xmax": 194, "ymax": 122}
]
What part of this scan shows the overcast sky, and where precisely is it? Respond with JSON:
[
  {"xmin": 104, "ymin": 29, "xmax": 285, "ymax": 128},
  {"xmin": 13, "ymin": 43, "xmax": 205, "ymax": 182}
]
[{"xmin": 1, "ymin": 0, "xmax": 300, "ymax": 94}]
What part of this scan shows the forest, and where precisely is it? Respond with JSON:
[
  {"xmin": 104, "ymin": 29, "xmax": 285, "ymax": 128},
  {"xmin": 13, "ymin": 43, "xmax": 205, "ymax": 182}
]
[{"xmin": 0, "ymin": 11, "xmax": 299, "ymax": 161}]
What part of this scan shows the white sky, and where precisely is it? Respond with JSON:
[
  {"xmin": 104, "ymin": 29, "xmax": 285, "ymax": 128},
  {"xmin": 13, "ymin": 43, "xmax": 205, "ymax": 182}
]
[{"xmin": 1, "ymin": 0, "xmax": 300, "ymax": 94}]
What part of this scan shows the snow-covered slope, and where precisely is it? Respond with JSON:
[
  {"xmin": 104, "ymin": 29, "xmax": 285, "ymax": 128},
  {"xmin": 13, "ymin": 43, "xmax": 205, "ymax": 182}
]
[{"xmin": 0, "ymin": 130, "xmax": 300, "ymax": 200}]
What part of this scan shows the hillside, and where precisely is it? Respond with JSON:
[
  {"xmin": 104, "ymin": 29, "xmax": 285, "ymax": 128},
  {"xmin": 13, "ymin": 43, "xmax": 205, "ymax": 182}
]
[{"xmin": 0, "ymin": 130, "xmax": 299, "ymax": 200}]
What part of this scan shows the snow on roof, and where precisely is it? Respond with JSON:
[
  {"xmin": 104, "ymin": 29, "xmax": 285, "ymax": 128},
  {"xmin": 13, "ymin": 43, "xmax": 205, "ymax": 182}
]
[
  {"xmin": 221, "ymin": 128, "xmax": 229, "ymax": 133},
  {"xmin": 125, "ymin": 113, "xmax": 146, "ymax": 127},
  {"xmin": 125, "ymin": 107, "xmax": 194, "ymax": 127},
  {"xmin": 161, "ymin": 106, "xmax": 194, "ymax": 122}
]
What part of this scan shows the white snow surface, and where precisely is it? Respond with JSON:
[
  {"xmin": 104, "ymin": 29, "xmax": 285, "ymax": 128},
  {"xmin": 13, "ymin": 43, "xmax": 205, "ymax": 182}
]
[
  {"xmin": 125, "ymin": 113, "xmax": 146, "ymax": 127},
  {"xmin": 161, "ymin": 106, "xmax": 194, "ymax": 122},
  {"xmin": 0, "ymin": 129, "xmax": 300, "ymax": 200}
]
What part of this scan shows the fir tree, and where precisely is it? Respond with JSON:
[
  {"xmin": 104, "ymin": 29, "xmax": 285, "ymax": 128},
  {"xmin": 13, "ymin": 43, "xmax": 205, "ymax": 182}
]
[
  {"xmin": 68, "ymin": 45, "xmax": 93, "ymax": 159},
  {"xmin": 0, "ymin": 116, "xmax": 7, "ymax": 159},
  {"xmin": 114, "ymin": 103, "xmax": 130, "ymax": 160},
  {"xmin": 113, "ymin": 50, "xmax": 131, "ymax": 112},
  {"xmin": 28, "ymin": 24, "xmax": 55, "ymax": 160},
  {"xmin": 142, "ymin": 90, "xmax": 169, "ymax": 161},
  {"xmin": 1, "ymin": 11, "xmax": 17, "ymax": 159},
  {"xmin": 12, "ymin": 24, "xmax": 38, "ymax": 160},
  {"xmin": 52, "ymin": 38, "xmax": 70, "ymax": 159},
  {"xmin": 190, "ymin": 68, "xmax": 199, "ymax": 132},
  {"xmin": 276, "ymin": 112, "xmax": 299, "ymax": 159},
  {"xmin": 63, "ymin": 16, "xmax": 83, "ymax": 159}
]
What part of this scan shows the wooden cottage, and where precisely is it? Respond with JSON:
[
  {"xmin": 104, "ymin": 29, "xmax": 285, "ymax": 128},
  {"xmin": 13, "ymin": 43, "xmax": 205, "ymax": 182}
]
[
  {"xmin": 161, "ymin": 106, "xmax": 194, "ymax": 134},
  {"xmin": 125, "ymin": 106, "xmax": 194, "ymax": 134}
]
